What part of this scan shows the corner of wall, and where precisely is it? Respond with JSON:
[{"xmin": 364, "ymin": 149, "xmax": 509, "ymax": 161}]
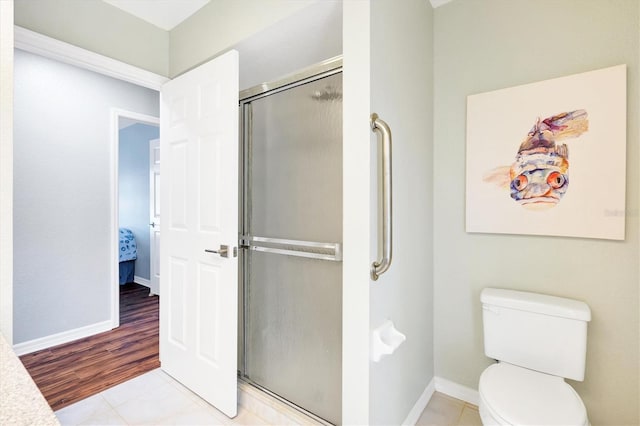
[{"xmin": 0, "ymin": 0, "xmax": 14, "ymax": 343}]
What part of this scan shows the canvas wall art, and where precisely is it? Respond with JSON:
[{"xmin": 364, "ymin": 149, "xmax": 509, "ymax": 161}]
[{"xmin": 466, "ymin": 65, "xmax": 626, "ymax": 240}]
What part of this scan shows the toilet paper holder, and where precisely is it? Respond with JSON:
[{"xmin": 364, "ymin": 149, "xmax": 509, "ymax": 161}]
[{"xmin": 370, "ymin": 320, "xmax": 406, "ymax": 362}]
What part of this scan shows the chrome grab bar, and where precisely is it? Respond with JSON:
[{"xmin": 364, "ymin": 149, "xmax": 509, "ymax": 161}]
[
  {"xmin": 371, "ymin": 113, "xmax": 393, "ymax": 281},
  {"xmin": 241, "ymin": 235, "xmax": 342, "ymax": 262}
]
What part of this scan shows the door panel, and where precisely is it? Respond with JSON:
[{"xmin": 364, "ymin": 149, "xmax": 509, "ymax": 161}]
[
  {"xmin": 149, "ymin": 138, "xmax": 160, "ymax": 295},
  {"xmin": 168, "ymin": 141, "xmax": 188, "ymax": 229},
  {"xmin": 197, "ymin": 264, "xmax": 221, "ymax": 363},
  {"xmin": 160, "ymin": 50, "xmax": 239, "ymax": 418},
  {"xmin": 168, "ymin": 258, "xmax": 187, "ymax": 347},
  {"xmin": 198, "ymin": 135, "xmax": 222, "ymax": 232}
]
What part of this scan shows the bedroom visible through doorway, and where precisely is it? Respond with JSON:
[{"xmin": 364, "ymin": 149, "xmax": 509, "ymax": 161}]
[{"xmin": 115, "ymin": 112, "xmax": 160, "ymax": 319}]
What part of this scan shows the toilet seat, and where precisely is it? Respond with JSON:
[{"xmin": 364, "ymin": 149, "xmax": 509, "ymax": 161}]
[{"xmin": 479, "ymin": 363, "xmax": 588, "ymax": 426}]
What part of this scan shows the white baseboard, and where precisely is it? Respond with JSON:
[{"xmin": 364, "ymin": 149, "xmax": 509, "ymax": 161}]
[
  {"xmin": 403, "ymin": 377, "xmax": 436, "ymax": 425},
  {"xmin": 434, "ymin": 376, "xmax": 480, "ymax": 406},
  {"xmin": 134, "ymin": 276, "xmax": 151, "ymax": 288},
  {"xmin": 13, "ymin": 320, "xmax": 113, "ymax": 356}
]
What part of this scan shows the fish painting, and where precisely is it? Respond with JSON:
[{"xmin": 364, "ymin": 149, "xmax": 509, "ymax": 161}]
[{"xmin": 483, "ymin": 110, "xmax": 589, "ymax": 210}]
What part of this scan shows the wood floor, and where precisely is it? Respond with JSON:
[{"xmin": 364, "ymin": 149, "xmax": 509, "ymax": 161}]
[{"xmin": 20, "ymin": 283, "xmax": 160, "ymax": 411}]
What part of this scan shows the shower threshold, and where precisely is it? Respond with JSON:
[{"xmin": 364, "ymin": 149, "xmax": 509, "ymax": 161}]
[{"xmin": 238, "ymin": 378, "xmax": 334, "ymax": 425}]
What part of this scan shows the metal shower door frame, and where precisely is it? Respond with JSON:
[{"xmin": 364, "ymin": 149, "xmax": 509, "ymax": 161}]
[{"xmin": 237, "ymin": 55, "xmax": 343, "ymax": 373}]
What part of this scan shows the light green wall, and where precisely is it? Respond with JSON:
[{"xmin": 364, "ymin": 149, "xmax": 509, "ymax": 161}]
[
  {"xmin": 433, "ymin": 1, "xmax": 639, "ymax": 425},
  {"xmin": 369, "ymin": 1, "xmax": 434, "ymax": 424},
  {"xmin": 14, "ymin": 0, "xmax": 169, "ymax": 76},
  {"xmin": 169, "ymin": 0, "xmax": 317, "ymax": 77}
]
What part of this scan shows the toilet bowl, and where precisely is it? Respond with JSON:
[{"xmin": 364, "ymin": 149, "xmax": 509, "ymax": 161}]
[{"xmin": 478, "ymin": 363, "xmax": 588, "ymax": 426}]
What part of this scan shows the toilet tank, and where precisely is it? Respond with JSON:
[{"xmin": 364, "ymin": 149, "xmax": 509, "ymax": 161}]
[{"xmin": 481, "ymin": 288, "xmax": 591, "ymax": 381}]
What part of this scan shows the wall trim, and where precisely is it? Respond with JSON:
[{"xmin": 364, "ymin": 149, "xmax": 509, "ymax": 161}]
[
  {"xmin": 402, "ymin": 377, "xmax": 436, "ymax": 425},
  {"xmin": 434, "ymin": 376, "xmax": 480, "ymax": 407},
  {"xmin": 13, "ymin": 320, "xmax": 113, "ymax": 356},
  {"xmin": 134, "ymin": 276, "xmax": 151, "ymax": 288},
  {"xmin": 14, "ymin": 26, "xmax": 168, "ymax": 91}
]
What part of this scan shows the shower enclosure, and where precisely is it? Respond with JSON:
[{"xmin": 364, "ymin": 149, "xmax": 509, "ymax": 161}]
[{"xmin": 239, "ymin": 59, "xmax": 343, "ymax": 425}]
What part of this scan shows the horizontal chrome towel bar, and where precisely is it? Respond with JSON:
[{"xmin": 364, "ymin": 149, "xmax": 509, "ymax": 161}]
[{"xmin": 240, "ymin": 235, "xmax": 342, "ymax": 262}]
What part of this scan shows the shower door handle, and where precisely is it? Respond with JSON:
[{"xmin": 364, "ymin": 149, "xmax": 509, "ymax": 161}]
[{"xmin": 371, "ymin": 113, "xmax": 393, "ymax": 281}]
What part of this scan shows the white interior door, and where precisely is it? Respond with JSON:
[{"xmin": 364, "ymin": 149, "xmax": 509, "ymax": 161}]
[
  {"xmin": 159, "ymin": 50, "xmax": 239, "ymax": 417},
  {"xmin": 149, "ymin": 138, "xmax": 160, "ymax": 295}
]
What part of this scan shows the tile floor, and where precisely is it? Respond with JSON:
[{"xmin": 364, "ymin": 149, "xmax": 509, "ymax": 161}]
[
  {"xmin": 55, "ymin": 369, "xmax": 482, "ymax": 425},
  {"xmin": 415, "ymin": 392, "xmax": 482, "ymax": 426}
]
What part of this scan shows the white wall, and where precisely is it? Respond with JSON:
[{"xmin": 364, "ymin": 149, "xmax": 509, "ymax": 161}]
[
  {"xmin": 433, "ymin": 1, "xmax": 639, "ymax": 424},
  {"xmin": 13, "ymin": 50, "xmax": 159, "ymax": 344},
  {"xmin": 369, "ymin": 1, "xmax": 434, "ymax": 424},
  {"xmin": 0, "ymin": 0, "xmax": 14, "ymax": 342}
]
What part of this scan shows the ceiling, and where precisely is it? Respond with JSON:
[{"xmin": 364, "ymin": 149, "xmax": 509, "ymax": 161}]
[
  {"xmin": 103, "ymin": 0, "xmax": 453, "ymax": 32},
  {"xmin": 102, "ymin": 0, "xmax": 211, "ymax": 31}
]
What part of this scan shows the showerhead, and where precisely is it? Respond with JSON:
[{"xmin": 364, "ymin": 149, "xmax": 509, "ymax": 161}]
[{"xmin": 311, "ymin": 86, "xmax": 342, "ymax": 102}]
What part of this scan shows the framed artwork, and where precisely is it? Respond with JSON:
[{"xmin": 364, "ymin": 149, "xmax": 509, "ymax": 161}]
[{"xmin": 466, "ymin": 65, "xmax": 627, "ymax": 240}]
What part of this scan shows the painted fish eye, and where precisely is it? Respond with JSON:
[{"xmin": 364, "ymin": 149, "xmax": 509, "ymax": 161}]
[
  {"xmin": 512, "ymin": 175, "xmax": 528, "ymax": 191},
  {"xmin": 547, "ymin": 171, "xmax": 566, "ymax": 189}
]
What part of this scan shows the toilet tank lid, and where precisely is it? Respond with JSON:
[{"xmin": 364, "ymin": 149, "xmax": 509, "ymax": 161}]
[{"xmin": 481, "ymin": 288, "xmax": 591, "ymax": 321}]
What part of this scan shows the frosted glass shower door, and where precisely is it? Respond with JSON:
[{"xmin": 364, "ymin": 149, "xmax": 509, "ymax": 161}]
[{"xmin": 243, "ymin": 72, "xmax": 342, "ymax": 425}]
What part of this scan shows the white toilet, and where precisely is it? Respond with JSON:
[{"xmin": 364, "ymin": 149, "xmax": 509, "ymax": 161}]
[{"xmin": 479, "ymin": 288, "xmax": 591, "ymax": 425}]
